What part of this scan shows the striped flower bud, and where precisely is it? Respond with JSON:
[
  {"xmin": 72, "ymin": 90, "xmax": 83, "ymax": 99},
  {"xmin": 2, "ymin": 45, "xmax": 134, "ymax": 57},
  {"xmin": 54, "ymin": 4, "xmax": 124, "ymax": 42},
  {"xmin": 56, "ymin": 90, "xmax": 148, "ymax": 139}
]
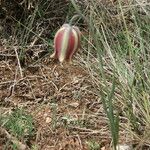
[{"xmin": 50, "ymin": 24, "xmax": 81, "ymax": 63}]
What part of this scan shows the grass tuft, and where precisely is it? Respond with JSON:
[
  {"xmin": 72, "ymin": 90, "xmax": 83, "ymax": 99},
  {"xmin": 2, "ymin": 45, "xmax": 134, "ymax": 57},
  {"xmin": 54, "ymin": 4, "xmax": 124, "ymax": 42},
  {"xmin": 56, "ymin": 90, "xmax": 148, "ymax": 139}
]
[{"xmin": 1, "ymin": 108, "xmax": 34, "ymax": 141}]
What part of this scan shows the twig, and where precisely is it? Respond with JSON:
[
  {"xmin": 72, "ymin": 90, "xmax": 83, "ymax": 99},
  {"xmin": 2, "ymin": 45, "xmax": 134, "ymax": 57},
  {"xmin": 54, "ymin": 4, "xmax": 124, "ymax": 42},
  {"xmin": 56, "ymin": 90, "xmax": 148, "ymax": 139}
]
[
  {"xmin": 14, "ymin": 47, "xmax": 23, "ymax": 78},
  {"xmin": 76, "ymin": 134, "xmax": 83, "ymax": 149},
  {"xmin": 30, "ymin": 29, "xmax": 44, "ymax": 47},
  {"xmin": 0, "ymin": 54, "xmax": 16, "ymax": 58}
]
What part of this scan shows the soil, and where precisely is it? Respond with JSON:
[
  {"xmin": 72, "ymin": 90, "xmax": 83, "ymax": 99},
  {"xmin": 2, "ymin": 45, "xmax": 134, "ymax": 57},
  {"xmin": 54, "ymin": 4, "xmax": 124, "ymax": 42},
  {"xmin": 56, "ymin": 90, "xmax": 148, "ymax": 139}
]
[
  {"xmin": 0, "ymin": 0, "xmax": 137, "ymax": 149},
  {"xmin": 0, "ymin": 46, "xmax": 113, "ymax": 150}
]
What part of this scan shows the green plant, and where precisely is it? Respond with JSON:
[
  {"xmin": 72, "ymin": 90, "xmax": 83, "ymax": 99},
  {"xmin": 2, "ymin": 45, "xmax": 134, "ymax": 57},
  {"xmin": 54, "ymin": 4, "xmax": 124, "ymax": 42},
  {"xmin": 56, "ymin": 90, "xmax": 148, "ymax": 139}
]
[
  {"xmin": 86, "ymin": 140, "xmax": 100, "ymax": 150},
  {"xmin": 70, "ymin": 1, "xmax": 119, "ymax": 149},
  {"xmin": 70, "ymin": 0, "xmax": 150, "ymax": 149},
  {"xmin": 1, "ymin": 108, "xmax": 34, "ymax": 141}
]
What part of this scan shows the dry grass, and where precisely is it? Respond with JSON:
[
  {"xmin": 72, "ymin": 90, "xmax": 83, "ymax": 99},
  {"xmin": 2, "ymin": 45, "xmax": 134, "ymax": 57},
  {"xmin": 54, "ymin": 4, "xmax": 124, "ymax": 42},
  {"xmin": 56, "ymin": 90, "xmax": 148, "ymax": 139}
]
[
  {"xmin": 0, "ymin": 0, "xmax": 150, "ymax": 150},
  {"xmin": 0, "ymin": 46, "xmax": 110, "ymax": 149}
]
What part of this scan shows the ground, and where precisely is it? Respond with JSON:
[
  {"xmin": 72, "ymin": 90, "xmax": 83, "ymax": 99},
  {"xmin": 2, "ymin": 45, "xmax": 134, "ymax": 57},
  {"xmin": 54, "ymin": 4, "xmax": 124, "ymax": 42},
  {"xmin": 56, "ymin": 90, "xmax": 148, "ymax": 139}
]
[
  {"xmin": 0, "ymin": 0, "xmax": 150, "ymax": 149},
  {"xmin": 0, "ymin": 44, "xmax": 131, "ymax": 150}
]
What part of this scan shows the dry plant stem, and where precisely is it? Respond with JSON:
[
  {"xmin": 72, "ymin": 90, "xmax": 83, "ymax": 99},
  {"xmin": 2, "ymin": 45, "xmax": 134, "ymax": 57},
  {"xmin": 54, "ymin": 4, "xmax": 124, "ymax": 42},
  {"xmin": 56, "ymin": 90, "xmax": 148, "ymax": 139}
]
[
  {"xmin": 0, "ymin": 127, "xmax": 27, "ymax": 150},
  {"xmin": 0, "ymin": 54, "xmax": 16, "ymax": 58},
  {"xmin": 11, "ymin": 16, "xmax": 53, "ymax": 48},
  {"xmin": 76, "ymin": 134, "xmax": 83, "ymax": 149},
  {"xmin": 30, "ymin": 28, "xmax": 44, "ymax": 47},
  {"xmin": 14, "ymin": 47, "xmax": 23, "ymax": 78}
]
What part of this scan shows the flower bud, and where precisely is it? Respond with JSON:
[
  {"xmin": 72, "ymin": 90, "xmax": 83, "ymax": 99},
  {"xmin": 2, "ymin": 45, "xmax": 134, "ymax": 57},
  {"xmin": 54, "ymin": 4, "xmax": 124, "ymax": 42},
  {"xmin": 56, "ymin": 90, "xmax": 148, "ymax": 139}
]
[{"xmin": 50, "ymin": 24, "xmax": 81, "ymax": 63}]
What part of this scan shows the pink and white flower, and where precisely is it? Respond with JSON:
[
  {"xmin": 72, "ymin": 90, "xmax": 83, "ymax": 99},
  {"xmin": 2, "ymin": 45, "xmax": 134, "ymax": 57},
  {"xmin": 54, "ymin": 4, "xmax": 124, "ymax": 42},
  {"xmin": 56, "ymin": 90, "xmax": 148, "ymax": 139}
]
[{"xmin": 51, "ymin": 24, "xmax": 81, "ymax": 63}]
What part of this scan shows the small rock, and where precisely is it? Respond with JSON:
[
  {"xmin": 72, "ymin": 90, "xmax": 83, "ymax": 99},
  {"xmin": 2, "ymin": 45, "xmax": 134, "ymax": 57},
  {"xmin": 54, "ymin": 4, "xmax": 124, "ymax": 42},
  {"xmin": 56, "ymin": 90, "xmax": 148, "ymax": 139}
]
[
  {"xmin": 69, "ymin": 102, "xmax": 79, "ymax": 108},
  {"xmin": 45, "ymin": 117, "xmax": 52, "ymax": 123},
  {"xmin": 101, "ymin": 146, "xmax": 106, "ymax": 150},
  {"xmin": 44, "ymin": 113, "xmax": 48, "ymax": 117},
  {"xmin": 116, "ymin": 144, "xmax": 133, "ymax": 150}
]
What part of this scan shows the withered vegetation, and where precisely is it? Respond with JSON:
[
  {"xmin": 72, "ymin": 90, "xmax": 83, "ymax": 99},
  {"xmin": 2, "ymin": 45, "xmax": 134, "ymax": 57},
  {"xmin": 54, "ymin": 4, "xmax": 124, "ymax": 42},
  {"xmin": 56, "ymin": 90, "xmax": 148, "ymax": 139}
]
[{"xmin": 0, "ymin": 0, "xmax": 150, "ymax": 150}]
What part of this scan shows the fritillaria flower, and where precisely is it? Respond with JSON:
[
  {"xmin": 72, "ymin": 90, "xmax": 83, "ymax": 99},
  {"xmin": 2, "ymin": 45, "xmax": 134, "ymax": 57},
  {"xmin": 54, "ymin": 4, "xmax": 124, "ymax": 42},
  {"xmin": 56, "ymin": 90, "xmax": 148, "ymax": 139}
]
[{"xmin": 50, "ymin": 24, "xmax": 81, "ymax": 63}]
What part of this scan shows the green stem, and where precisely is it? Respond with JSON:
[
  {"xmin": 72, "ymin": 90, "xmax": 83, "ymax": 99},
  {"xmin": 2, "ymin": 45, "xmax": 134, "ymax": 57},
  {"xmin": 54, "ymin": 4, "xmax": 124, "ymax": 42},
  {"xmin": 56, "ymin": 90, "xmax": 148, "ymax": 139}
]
[{"xmin": 69, "ymin": 14, "xmax": 80, "ymax": 26}]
